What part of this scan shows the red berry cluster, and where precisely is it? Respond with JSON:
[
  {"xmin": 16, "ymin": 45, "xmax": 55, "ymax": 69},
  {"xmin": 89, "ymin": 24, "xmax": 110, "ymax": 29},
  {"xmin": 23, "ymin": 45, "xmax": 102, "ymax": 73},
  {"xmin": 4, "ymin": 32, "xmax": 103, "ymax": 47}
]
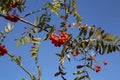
[
  {"xmin": 49, "ymin": 31, "xmax": 69, "ymax": 47},
  {"xmin": 72, "ymin": 51, "xmax": 81, "ymax": 57},
  {"xmin": 0, "ymin": 45, "xmax": 8, "ymax": 56},
  {"xmin": 4, "ymin": 14, "xmax": 19, "ymax": 22}
]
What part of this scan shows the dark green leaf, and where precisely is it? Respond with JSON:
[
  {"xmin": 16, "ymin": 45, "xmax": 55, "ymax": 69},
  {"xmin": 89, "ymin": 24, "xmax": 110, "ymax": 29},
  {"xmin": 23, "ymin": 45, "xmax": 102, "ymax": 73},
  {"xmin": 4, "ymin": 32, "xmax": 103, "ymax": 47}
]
[
  {"xmin": 76, "ymin": 65, "xmax": 84, "ymax": 69},
  {"xmin": 86, "ymin": 66, "xmax": 95, "ymax": 71},
  {"xmin": 89, "ymin": 25, "xmax": 95, "ymax": 38},
  {"xmin": 74, "ymin": 76, "xmax": 85, "ymax": 80},
  {"xmin": 54, "ymin": 72, "xmax": 61, "ymax": 77},
  {"xmin": 83, "ymin": 24, "xmax": 88, "ymax": 36},
  {"xmin": 73, "ymin": 70, "xmax": 84, "ymax": 75}
]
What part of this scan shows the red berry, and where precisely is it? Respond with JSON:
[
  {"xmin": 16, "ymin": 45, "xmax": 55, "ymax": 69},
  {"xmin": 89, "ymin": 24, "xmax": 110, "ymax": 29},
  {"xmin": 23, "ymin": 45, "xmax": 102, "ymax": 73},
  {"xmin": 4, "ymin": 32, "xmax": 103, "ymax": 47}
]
[
  {"xmin": 49, "ymin": 31, "xmax": 69, "ymax": 47},
  {"xmin": 4, "ymin": 14, "xmax": 19, "ymax": 22},
  {"xmin": 73, "ymin": 53, "xmax": 77, "ymax": 57},
  {"xmin": 104, "ymin": 61, "xmax": 108, "ymax": 65},
  {"xmin": 87, "ymin": 58, "xmax": 92, "ymax": 61},
  {"xmin": 95, "ymin": 65, "xmax": 102, "ymax": 72},
  {"xmin": 77, "ymin": 51, "xmax": 81, "ymax": 54},
  {"xmin": 0, "ymin": 45, "xmax": 8, "ymax": 56}
]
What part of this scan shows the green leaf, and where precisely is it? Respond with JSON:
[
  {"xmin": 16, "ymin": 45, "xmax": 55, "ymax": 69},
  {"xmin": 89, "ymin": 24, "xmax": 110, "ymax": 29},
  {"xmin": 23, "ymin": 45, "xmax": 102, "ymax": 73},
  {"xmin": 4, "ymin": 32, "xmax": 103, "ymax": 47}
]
[
  {"xmin": 4, "ymin": 26, "xmax": 9, "ymax": 33},
  {"xmin": 44, "ymin": 34, "xmax": 50, "ymax": 40},
  {"xmin": 73, "ymin": 70, "xmax": 84, "ymax": 75},
  {"xmin": 16, "ymin": 56, "xmax": 22, "ymax": 66},
  {"xmin": 16, "ymin": 40, "xmax": 20, "ymax": 47},
  {"xmin": 94, "ymin": 27, "xmax": 101, "ymax": 38},
  {"xmin": 95, "ymin": 40, "xmax": 100, "ymax": 51},
  {"xmin": 89, "ymin": 40, "xmax": 95, "ymax": 49},
  {"xmin": 74, "ymin": 76, "xmax": 85, "ymax": 80},
  {"xmin": 29, "ymin": 33, "xmax": 34, "ymax": 39},
  {"xmin": 51, "ymin": 7, "xmax": 60, "ymax": 16},
  {"xmin": 66, "ymin": 55, "xmax": 70, "ymax": 62},
  {"xmin": 86, "ymin": 66, "xmax": 95, "ymax": 71},
  {"xmin": 34, "ymin": 17, "xmax": 38, "ymax": 25},
  {"xmin": 76, "ymin": 65, "xmax": 84, "ymax": 69},
  {"xmin": 54, "ymin": 72, "xmax": 61, "ymax": 77},
  {"xmin": 37, "ymin": 66, "xmax": 42, "ymax": 80},
  {"xmin": 31, "ymin": 52, "xmax": 38, "ymax": 58},
  {"xmin": 85, "ymin": 71, "xmax": 90, "ymax": 80},
  {"xmin": 20, "ymin": 38, "xmax": 25, "ymax": 45},
  {"xmin": 113, "ymin": 36, "xmax": 119, "ymax": 43},
  {"xmin": 89, "ymin": 25, "xmax": 95, "ymax": 38},
  {"xmin": 7, "ymin": 22, "xmax": 11, "ymax": 31},
  {"xmin": 48, "ymin": 0, "xmax": 60, "ymax": 16},
  {"xmin": 44, "ymin": 27, "xmax": 54, "ymax": 40},
  {"xmin": 32, "ymin": 28, "xmax": 38, "ymax": 34},
  {"xmin": 21, "ymin": 78, "xmax": 28, "ymax": 80},
  {"xmin": 72, "ymin": 0, "xmax": 77, "ymax": 9},
  {"xmin": 102, "ymin": 45, "xmax": 107, "ymax": 54},
  {"xmin": 83, "ymin": 24, "xmax": 88, "ymax": 36},
  {"xmin": 103, "ymin": 33, "xmax": 110, "ymax": 39},
  {"xmin": 24, "ymin": 36, "xmax": 30, "ymax": 43},
  {"xmin": 104, "ymin": 39, "xmax": 113, "ymax": 42}
]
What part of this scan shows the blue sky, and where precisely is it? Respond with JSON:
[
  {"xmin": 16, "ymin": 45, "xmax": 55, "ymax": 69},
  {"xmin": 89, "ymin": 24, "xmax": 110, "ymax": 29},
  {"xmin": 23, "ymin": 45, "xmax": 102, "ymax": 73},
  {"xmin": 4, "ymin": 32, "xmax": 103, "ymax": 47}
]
[{"xmin": 0, "ymin": 0, "xmax": 120, "ymax": 80}]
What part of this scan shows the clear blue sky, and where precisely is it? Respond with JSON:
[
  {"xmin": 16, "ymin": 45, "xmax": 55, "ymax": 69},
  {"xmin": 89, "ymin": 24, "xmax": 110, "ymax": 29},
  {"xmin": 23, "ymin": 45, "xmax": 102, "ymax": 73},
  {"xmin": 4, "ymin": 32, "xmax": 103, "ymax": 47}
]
[{"xmin": 0, "ymin": 0, "xmax": 120, "ymax": 80}]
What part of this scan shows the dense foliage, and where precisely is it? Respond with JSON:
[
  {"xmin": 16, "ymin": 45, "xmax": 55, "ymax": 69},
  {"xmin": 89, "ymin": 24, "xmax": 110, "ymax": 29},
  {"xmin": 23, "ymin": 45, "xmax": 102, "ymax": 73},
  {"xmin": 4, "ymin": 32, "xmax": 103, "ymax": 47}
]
[{"xmin": 0, "ymin": 0, "xmax": 120, "ymax": 80}]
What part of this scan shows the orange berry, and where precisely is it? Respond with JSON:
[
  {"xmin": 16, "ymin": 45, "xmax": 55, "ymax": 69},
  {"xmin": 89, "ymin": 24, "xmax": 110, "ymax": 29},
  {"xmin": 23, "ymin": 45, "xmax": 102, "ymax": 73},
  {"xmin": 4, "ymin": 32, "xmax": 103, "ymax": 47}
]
[
  {"xmin": 95, "ymin": 65, "xmax": 102, "ymax": 72},
  {"xmin": 104, "ymin": 61, "xmax": 108, "ymax": 65},
  {"xmin": 73, "ymin": 53, "xmax": 77, "ymax": 57}
]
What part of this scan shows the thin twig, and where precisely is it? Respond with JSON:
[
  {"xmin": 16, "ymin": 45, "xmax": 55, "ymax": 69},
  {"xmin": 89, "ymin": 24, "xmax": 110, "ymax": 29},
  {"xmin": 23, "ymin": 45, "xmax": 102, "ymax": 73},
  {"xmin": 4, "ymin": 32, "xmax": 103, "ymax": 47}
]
[
  {"xmin": 7, "ymin": 53, "xmax": 33, "ymax": 79},
  {"xmin": 18, "ymin": 17, "xmax": 49, "ymax": 32},
  {"xmin": 21, "ymin": 8, "xmax": 47, "ymax": 18}
]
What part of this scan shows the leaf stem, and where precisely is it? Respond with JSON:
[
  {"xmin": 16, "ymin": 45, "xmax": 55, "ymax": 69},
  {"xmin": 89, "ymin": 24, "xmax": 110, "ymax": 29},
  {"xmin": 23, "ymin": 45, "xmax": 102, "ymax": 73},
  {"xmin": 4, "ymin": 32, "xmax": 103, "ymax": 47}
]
[
  {"xmin": 21, "ymin": 8, "xmax": 47, "ymax": 18},
  {"xmin": 18, "ymin": 17, "xmax": 49, "ymax": 32},
  {"xmin": 7, "ymin": 53, "xmax": 33, "ymax": 79}
]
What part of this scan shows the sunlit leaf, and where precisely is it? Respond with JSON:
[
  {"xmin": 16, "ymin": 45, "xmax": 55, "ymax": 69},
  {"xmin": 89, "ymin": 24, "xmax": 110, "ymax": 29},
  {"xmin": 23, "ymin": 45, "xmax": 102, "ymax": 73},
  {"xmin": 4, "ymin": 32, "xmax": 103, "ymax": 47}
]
[
  {"xmin": 103, "ymin": 33, "xmax": 110, "ymax": 39},
  {"xmin": 4, "ymin": 26, "xmax": 9, "ymax": 33},
  {"xmin": 24, "ymin": 36, "xmax": 30, "ymax": 43},
  {"xmin": 83, "ymin": 24, "xmax": 88, "ymax": 36},
  {"xmin": 16, "ymin": 56, "xmax": 22, "ymax": 66},
  {"xmin": 7, "ymin": 22, "xmax": 11, "ymax": 31},
  {"xmin": 89, "ymin": 25, "xmax": 95, "ymax": 38},
  {"xmin": 37, "ymin": 66, "xmax": 42, "ymax": 80},
  {"xmin": 104, "ymin": 39, "xmax": 113, "ymax": 42},
  {"xmin": 20, "ymin": 38, "xmax": 25, "ymax": 45},
  {"xmin": 31, "ymin": 53, "xmax": 38, "ymax": 58},
  {"xmin": 94, "ymin": 27, "xmax": 101, "ymax": 38},
  {"xmin": 16, "ymin": 40, "xmax": 20, "ymax": 47},
  {"xmin": 89, "ymin": 40, "xmax": 95, "ymax": 49},
  {"xmin": 113, "ymin": 36, "xmax": 119, "ymax": 43},
  {"xmin": 73, "ymin": 70, "xmax": 84, "ymax": 75},
  {"xmin": 66, "ymin": 55, "xmax": 70, "ymax": 62},
  {"xmin": 34, "ymin": 17, "xmax": 38, "ymax": 25}
]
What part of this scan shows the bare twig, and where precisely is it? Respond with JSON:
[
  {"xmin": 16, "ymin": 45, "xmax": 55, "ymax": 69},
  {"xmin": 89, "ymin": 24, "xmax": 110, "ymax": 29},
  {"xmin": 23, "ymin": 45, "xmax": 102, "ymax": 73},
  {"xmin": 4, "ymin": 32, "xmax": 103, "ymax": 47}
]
[{"xmin": 21, "ymin": 8, "xmax": 47, "ymax": 18}]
